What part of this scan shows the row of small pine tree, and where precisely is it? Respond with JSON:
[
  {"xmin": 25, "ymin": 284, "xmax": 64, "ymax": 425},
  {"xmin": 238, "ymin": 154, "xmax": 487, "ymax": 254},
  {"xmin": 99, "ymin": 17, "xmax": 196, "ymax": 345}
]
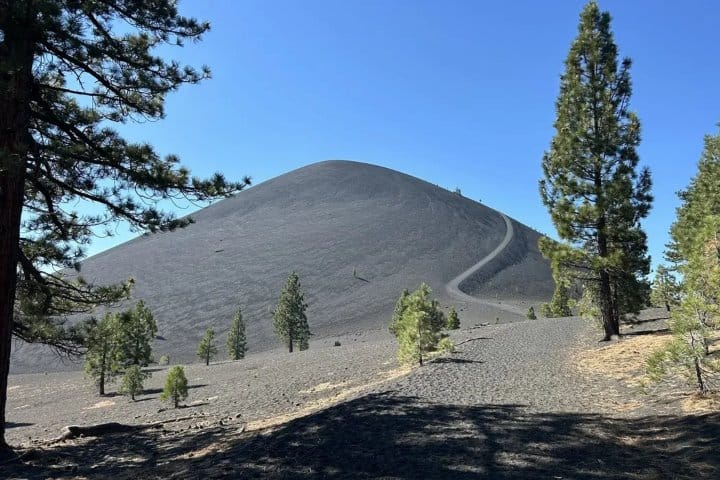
[{"xmin": 85, "ymin": 272, "xmax": 312, "ymax": 401}]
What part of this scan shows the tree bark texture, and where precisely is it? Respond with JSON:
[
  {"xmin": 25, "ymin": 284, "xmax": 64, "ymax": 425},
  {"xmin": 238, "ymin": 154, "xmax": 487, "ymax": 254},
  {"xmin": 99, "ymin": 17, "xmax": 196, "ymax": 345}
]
[{"xmin": 0, "ymin": 6, "xmax": 34, "ymax": 452}]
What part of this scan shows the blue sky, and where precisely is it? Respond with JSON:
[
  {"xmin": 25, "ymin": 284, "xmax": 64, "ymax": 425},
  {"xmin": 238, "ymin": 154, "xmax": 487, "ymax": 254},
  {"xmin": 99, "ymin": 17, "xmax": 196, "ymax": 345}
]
[{"xmin": 92, "ymin": 0, "xmax": 720, "ymax": 273}]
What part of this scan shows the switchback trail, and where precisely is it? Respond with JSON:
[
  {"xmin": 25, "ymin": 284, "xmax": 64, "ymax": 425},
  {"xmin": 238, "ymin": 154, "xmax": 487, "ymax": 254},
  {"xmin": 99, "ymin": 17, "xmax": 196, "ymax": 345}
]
[{"xmin": 445, "ymin": 211, "xmax": 527, "ymax": 316}]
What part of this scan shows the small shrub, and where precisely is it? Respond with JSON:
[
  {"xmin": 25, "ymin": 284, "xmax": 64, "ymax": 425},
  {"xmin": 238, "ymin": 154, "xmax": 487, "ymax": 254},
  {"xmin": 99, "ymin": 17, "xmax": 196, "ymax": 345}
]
[
  {"xmin": 526, "ymin": 307, "xmax": 537, "ymax": 320},
  {"xmin": 118, "ymin": 365, "xmax": 149, "ymax": 401},
  {"xmin": 333, "ymin": 340, "xmax": 341, "ymax": 347},
  {"xmin": 160, "ymin": 366, "xmax": 189, "ymax": 408},
  {"xmin": 158, "ymin": 355, "xmax": 170, "ymax": 366},
  {"xmin": 446, "ymin": 307, "xmax": 460, "ymax": 330},
  {"xmin": 437, "ymin": 337, "xmax": 455, "ymax": 354}
]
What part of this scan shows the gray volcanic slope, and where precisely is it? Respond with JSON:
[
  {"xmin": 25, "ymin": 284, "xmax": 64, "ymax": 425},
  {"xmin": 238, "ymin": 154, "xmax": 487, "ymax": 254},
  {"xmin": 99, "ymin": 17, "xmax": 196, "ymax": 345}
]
[{"xmin": 10, "ymin": 160, "xmax": 553, "ymax": 372}]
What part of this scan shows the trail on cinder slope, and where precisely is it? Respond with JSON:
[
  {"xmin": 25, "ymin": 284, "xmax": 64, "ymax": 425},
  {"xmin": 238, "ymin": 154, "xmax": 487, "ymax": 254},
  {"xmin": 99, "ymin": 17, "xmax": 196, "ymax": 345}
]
[{"xmin": 10, "ymin": 160, "xmax": 553, "ymax": 372}]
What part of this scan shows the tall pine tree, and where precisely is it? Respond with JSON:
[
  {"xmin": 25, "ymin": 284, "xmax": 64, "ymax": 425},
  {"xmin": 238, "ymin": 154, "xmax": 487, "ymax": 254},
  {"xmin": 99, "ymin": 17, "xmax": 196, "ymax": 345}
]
[
  {"xmin": 539, "ymin": 1, "xmax": 652, "ymax": 340},
  {"xmin": 227, "ymin": 307, "xmax": 247, "ymax": 360},
  {"xmin": 272, "ymin": 272, "xmax": 311, "ymax": 353},
  {"xmin": 0, "ymin": 2, "xmax": 250, "ymax": 454}
]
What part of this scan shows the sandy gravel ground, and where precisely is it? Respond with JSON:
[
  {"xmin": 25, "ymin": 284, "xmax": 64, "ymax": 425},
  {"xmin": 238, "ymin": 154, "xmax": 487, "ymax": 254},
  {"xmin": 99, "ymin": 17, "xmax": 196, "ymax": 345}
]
[{"xmin": 5, "ymin": 312, "xmax": 719, "ymax": 479}]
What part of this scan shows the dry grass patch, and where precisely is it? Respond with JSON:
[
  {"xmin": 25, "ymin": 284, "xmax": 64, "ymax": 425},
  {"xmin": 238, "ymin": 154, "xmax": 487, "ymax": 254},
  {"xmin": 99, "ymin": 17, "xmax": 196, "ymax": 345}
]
[
  {"xmin": 575, "ymin": 332, "xmax": 672, "ymax": 388},
  {"xmin": 575, "ymin": 332, "xmax": 720, "ymax": 414}
]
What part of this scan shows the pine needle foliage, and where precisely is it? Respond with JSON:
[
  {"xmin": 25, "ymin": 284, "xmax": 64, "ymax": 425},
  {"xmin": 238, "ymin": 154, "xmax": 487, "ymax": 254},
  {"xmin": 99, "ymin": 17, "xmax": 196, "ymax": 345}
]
[
  {"xmin": 160, "ymin": 366, "xmax": 189, "ymax": 409},
  {"xmin": 116, "ymin": 300, "xmax": 157, "ymax": 368},
  {"xmin": 227, "ymin": 308, "xmax": 247, "ymax": 360},
  {"xmin": 272, "ymin": 272, "xmax": 311, "ymax": 353},
  {"xmin": 650, "ymin": 265, "xmax": 680, "ymax": 312},
  {"xmin": 197, "ymin": 328, "xmax": 217, "ymax": 366},
  {"xmin": 390, "ymin": 283, "xmax": 449, "ymax": 366},
  {"xmin": 447, "ymin": 307, "xmax": 460, "ymax": 329},
  {"xmin": 539, "ymin": 1, "xmax": 652, "ymax": 339},
  {"xmin": 650, "ymin": 131, "xmax": 720, "ymax": 394},
  {"xmin": 646, "ymin": 292, "xmax": 720, "ymax": 394},
  {"xmin": 83, "ymin": 312, "xmax": 121, "ymax": 395},
  {"xmin": 389, "ymin": 289, "xmax": 410, "ymax": 336},
  {"xmin": 118, "ymin": 365, "xmax": 149, "ymax": 401}
]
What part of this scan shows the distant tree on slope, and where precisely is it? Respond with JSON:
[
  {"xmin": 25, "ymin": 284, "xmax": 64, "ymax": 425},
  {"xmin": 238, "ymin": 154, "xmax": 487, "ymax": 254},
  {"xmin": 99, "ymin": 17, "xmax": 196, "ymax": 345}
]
[
  {"xmin": 447, "ymin": 307, "xmax": 460, "ymax": 329},
  {"xmin": 539, "ymin": 1, "xmax": 652, "ymax": 339},
  {"xmin": 197, "ymin": 328, "xmax": 218, "ymax": 366},
  {"xmin": 84, "ymin": 313, "xmax": 121, "ymax": 395},
  {"xmin": 650, "ymin": 265, "xmax": 680, "ymax": 312},
  {"xmin": 118, "ymin": 365, "xmax": 149, "ymax": 401},
  {"xmin": 227, "ymin": 308, "xmax": 247, "ymax": 360},
  {"xmin": 116, "ymin": 301, "xmax": 157, "ymax": 368},
  {"xmin": 272, "ymin": 272, "xmax": 311, "ymax": 352},
  {"xmin": 161, "ymin": 366, "xmax": 189, "ymax": 408}
]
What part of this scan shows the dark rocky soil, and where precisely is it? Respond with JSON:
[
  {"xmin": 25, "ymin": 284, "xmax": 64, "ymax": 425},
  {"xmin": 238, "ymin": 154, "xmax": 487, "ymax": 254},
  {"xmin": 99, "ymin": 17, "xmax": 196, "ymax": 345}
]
[{"xmin": 5, "ymin": 315, "xmax": 718, "ymax": 479}]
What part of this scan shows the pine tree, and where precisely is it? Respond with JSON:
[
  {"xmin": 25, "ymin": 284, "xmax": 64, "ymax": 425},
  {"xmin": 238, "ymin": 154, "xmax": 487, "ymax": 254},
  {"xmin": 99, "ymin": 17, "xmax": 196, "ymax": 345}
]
[
  {"xmin": 118, "ymin": 365, "xmax": 148, "ymax": 401},
  {"xmin": 83, "ymin": 313, "xmax": 121, "ymax": 395},
  {"xmin": 272, "ymin": 272, "xmax": 311, "ymax": 353},
  {"xmin": 650, "ymin": 265, "xmax": 680, "ymax": 312},
  {"xmin": 116, "ymin": 301, "xmax": 157, "ymax": 368},
  {"xmin": 647, "ymin": 291, "xmax": 719, "ymax": 394},
  {"xmin": 391, "ymin": 283, "xmax": 449, "ymax": 366},
  {"xmin": 648, "ymin": 130, "xmax": 720, "ymax": 394},
  {"xmin": 197, "ymin": 328, "xmax": 217, "ymax": 366},
  {"xmin": 539, "ymin": 1, "xmax": 652, "ymax": 340},
  {"xmin": 0, "ymin": 1, "xmax": 250, "ymax": 453},
  {"xmin": 160, "ymin": 366, "xmax": 189, "ymax": 408},
  {"xmin": 227, "ymin": 308, "xmax": 247, "ymax": 360},
  {"xmin": 446, "ymin": 307, "xmax": 460, "ymax": 329}
]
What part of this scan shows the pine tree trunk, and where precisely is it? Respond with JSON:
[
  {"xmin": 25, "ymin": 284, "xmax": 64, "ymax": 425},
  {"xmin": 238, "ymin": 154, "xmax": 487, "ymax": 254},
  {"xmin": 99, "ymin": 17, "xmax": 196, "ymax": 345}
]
[
  {"xmin": 288, "ymin": 336, "xmax": 293, "ymax": 353},
  {"xmin": 0, "ymin": 172, "xmax": 23, "ymax": 456},
  {"xmin": 598, "ymin": 271, "xmax": 616, "ymax": 340},
  {"xmin": 596, "ymin": 213, "xmax": 618, "ymax": 340},
  {"xmin": 0, "ymin": 10, "xmax": 34, "ymax": 454},
  {"xmin": 694, "ymin": 357, "xmax": 706, "ymax": 394},
  {"xmin": 205, "ymin": 353, "xmax": 209, "ymax": 366}
]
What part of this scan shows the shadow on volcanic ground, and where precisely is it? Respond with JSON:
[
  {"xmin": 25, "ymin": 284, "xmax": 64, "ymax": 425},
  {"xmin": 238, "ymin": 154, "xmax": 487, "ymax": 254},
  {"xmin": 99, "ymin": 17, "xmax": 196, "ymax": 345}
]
[{"xmin": 9, "ymin": 392, "xmax": 719, "ymax": 479}]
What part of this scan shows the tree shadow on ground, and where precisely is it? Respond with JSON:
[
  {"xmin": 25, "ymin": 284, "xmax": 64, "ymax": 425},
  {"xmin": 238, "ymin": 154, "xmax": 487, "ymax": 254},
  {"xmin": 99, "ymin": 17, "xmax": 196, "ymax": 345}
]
[
  {"xmin": 142, "ymin": 384, "xmax": 208, "ymax": 396},
  {"xmin": 6, "ymin": 392, "xmax": 720, "ymax": 479},
  {"xmin": 429, "ymin": 357, "xmax": 483, "ymax": 365},
  {"xmin": 6, "ymin": 422, "xmax": 33, "ymax": 429}
]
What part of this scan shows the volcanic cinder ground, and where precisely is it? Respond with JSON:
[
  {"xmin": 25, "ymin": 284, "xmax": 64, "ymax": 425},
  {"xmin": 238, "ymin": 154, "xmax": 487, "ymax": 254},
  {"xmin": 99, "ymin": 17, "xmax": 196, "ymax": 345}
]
[{"xmin": 10, "ymin": 160, "xmax": 553, "ymax": 373}]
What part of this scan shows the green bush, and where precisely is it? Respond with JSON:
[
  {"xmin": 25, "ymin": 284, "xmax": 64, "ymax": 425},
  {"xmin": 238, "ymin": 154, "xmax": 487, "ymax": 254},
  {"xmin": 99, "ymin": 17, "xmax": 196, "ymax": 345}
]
[
  {"xmin": 160, "ymin": 366, "xmax": 189, "ymax": 408},
  {"xmin": 446, "ymin": 307, "xmax": 460, "ymax": 330},
  {"xmin": 118, "ymin": 365, "xmax": 148, "ymax": 401}
]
